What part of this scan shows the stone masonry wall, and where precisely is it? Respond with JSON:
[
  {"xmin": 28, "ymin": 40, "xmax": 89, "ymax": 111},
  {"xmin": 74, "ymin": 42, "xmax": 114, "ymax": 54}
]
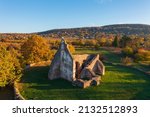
[
  {"xmin": 73, "ymin": 54, "xmax": 89, "ymax": 66},
  {"xmin": 48, "ymin": 39, "xmax": 74, "ymax": 82}
]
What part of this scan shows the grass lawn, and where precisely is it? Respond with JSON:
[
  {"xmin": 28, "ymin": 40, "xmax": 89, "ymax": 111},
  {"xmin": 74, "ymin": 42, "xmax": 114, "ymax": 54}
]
[{"xmin": 18, "ymin": 63, "xmax": 150, "ymax": 100}]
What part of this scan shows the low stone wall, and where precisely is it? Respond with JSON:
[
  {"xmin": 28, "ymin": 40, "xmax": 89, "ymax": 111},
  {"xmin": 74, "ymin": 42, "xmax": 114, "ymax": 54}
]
[
  {"xmin": 73, "ymin": 76, "xmax": 101, "ymax": 88},
  {"xmin": 14, "ymin": 82, "xmax": 25, "ymax": 100},
  {"xmin": 73, "ymin": 79, "xmax": 90, "ymax": 88},
  {"xmin": 25, "ymin": 61, "xmax": 50, "ymax": 69}
]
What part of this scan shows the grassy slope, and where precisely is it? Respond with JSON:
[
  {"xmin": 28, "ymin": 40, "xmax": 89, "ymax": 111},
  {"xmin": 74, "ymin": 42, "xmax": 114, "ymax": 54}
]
[{"xmin": 18, "ymin": 48, "xmax": 150, "ymax": 100}]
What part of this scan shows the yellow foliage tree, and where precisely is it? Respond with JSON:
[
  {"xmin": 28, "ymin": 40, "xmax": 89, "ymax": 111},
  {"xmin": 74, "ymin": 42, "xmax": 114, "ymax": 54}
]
[
  {"xmin": 135, "ymin": 49, "xmax": 150, "ymax": 61},
  {"xmin": 96, "ymin": 38, "xmax": 107, "ymax": 46},
  {"xmin": 21, "ymin": 35, "xmax": 53, "ymax": 64},
  {"xmin": 0, "ymin": 46, "xmax": 22, "ymax": 87},
  {"xmin": 68, "ymin": 44, "xmax": 75, "ymax": 54}
]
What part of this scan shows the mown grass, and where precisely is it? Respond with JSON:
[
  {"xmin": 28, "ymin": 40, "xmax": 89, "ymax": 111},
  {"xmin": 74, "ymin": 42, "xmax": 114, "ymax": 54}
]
[
  {"xmin": 18, "ymin": 48, "xmax": 150, "ymax": 100},
  {"xmin": 18, "ymin": 63, "xmax": 150, "ymax": 100}
]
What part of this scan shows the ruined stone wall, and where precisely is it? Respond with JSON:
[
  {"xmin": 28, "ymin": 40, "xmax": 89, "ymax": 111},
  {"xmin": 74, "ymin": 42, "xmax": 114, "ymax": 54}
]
[
  {"xmin": 73, "ymin": 61, "xmax": 76, "ymax": 81},
  {"xmin": 87, "ymin": 55, "xmax": 99, "ymax": 70},
  {"xmin": 48, "ymin": 39, "xmax": 74, "ymax": 82},
  {"xmin": 48, "ymin": 50, "xmax": 61, "ymax": 80},
  {"xmin": 73, "ymin": 54, "xmax": 89, "ymax": 65},
  {"xmin": 86, "ymin": 55, "xmax": 105, "ymax": 75},
  {"xmin": 73, "ymin": 54, "xmax": 90, "ymax": 79},
  {"xmin": 96, "ymin": 60, "xmax": 105, "ymax": 75},
  {"xmin": 60, "ymin": 47, "xmax": 74, "ymax": 82},
  {"xmin": 48, "ymin": 39, "xmax": 105, "ymax": 88}
]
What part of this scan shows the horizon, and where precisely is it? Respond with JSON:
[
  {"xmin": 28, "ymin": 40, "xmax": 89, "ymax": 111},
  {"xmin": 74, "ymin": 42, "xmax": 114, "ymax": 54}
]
[
  {"xmin": 0, "ymin": 23, "xmax": 150, "ymax": 34},
  {"xmin": 0, "ymin": 0, "xmax": 150, "ymax": 33}
]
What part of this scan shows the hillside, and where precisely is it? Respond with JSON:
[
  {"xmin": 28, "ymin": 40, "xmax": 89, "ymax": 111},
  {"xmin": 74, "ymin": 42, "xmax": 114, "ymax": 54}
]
[
  {"xmin": 1, "ymin": 24, "xmax": 150, "ymax": 40},
  {"xmin": 38, "ymin": 24, "xmax": 150, "ymax": 39}
]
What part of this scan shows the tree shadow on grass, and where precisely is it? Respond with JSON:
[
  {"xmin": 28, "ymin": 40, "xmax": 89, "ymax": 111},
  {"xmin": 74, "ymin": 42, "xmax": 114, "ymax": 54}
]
[
  {"xmin": 20, "ymin": 65, "xmax": 150, "ymax": 100},
  {"xmin": 21, "ymin": 66, "xmax": 79, "ymax": 90},
  {"xmin": 29, "ymin": 79, "xmax": 79, "ymax": 90},
  {"xmin": 0, "ymin": 85, "xmax": 14, "ymax": 100},
  {"xmin": 27, "ymin": 81, "xmax": 150, "ymax": 100},
  {"xmin": 101, "ymin": 64, "xmax": 150, "ymax": 100},
  {"xmin": 106, "ymin": 63, "xmax": 150, "ymax": 80}
]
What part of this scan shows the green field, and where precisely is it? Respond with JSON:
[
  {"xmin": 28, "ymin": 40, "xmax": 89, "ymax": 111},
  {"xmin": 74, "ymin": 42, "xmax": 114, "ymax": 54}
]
[
  {"xmin": 18, "ymin": 48, "xmax": 150, "ymax": 100},
  {"xmin": 75, "ymin": 48, "xmax": 122, "ymax": 63}
]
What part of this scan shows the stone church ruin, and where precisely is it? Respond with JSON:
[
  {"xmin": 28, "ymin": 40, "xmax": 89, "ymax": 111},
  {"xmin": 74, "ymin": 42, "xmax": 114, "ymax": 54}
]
[{"xmin": 48, "ymin": 38, "xmax": 105, "ymax": 88}]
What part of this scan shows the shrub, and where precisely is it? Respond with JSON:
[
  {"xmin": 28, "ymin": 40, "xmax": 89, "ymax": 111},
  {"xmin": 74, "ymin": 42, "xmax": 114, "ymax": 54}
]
[
  {"xmin": 122, "ymin": 46, "xmax": 134, "ymax": 56},
  {"xmin": 94, "ymin": 44, "xmax": 100, "ymax": 50},
  {"xmin": 135, "ymin": 49, "xmax": 150, "ymax": 61},
  {"xmin": 121, "ymin": 57, "xmax": 133, "ymax": 65}
]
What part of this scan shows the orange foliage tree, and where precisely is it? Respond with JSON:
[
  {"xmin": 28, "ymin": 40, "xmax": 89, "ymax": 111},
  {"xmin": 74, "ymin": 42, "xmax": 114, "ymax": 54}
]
[
  {"xmin": 68, "ymin": 44, "xmax": 75, "ymax": 54},
  {"xmin": 0, "ymin": 46, "xmax": 22, "ymax": 87},
  {"xmin": 21, "ymin": 35, "xmax": 53, "ymax": 64}
]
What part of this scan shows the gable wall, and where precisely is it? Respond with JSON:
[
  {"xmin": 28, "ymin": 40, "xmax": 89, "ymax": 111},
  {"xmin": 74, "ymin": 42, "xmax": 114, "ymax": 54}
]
[{"xmin": 60, "ymin": 46, "xmax": 74, "ymax": 81}]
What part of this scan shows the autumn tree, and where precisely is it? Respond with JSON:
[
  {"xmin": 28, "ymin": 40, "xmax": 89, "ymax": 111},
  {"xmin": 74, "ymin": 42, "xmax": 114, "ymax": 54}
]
[
  {"xmin": 68, "ymin": 44, "xmax": 75, "ymax": 54},
  {"xmin": 135, "ymin": 49, "xmax": 150, "ymax": 61},
  {"xmin": 49, "ymin": 39, "xmax": 60, "ymax": 49},
  {"xmin": 85, "ymin": 40, "xmax": 96, "ymax": 46},
  {"xmin": 120, "ymin": 35, "xmax": 132, "ymax": 48},
  {"xmin": 21, "ymin": 35, "xmax": 53, "ymax": 64},
  {"xmin": 131, "ymin": 37, "xmax": 144, "ymax": 50},
  {"xmin": 105, "ymin": 38, "xmax": 113, "ymax": 46},
  {"xmin": 144, "ymin": 39, "xmax": 150, "ymax": 48},
  {"xmin": 97, "ymin": 38, "xmax": 107, "ymax": 46},
  {"xmin": 0, "ymin": 46, "xmax": 22, "ymax": 87},
  {"xmin": 122, "ymin": 46, "xmax": 134, "ymax": 56}
]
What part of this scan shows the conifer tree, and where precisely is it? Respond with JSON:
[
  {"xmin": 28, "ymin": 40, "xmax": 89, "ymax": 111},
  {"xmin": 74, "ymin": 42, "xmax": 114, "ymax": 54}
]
[{"xmin": 112, "ymin": 36, "xmax": 119, "ymax": 47}]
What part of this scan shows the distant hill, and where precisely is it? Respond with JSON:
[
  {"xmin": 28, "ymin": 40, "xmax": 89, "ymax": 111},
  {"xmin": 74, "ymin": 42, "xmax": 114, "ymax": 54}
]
[
  {"xmin": 1, "ymin": 24, "xmax": 150, "ymax": 40},
  {"xmin": 38, "ymin": 24, "xmax": 150, "ymax": 39}
]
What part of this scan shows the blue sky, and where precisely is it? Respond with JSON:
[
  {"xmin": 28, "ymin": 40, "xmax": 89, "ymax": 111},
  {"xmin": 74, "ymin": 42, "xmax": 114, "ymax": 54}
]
[{"xmin": 0, "ymin": 0, "xmax": 150, "ymax": 33}]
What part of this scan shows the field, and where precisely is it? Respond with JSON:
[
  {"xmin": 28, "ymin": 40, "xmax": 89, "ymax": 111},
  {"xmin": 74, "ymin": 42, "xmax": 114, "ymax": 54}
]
[{"xmin": 18, "ymin": 48, "xmax": 150, "ymax": 100}]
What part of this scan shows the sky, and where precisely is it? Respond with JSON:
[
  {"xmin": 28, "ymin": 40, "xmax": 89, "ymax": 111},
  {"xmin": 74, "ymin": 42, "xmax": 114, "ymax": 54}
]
[{"xmin": 0, "ymin": 0, "xmax": 150, "ymax": 33}]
